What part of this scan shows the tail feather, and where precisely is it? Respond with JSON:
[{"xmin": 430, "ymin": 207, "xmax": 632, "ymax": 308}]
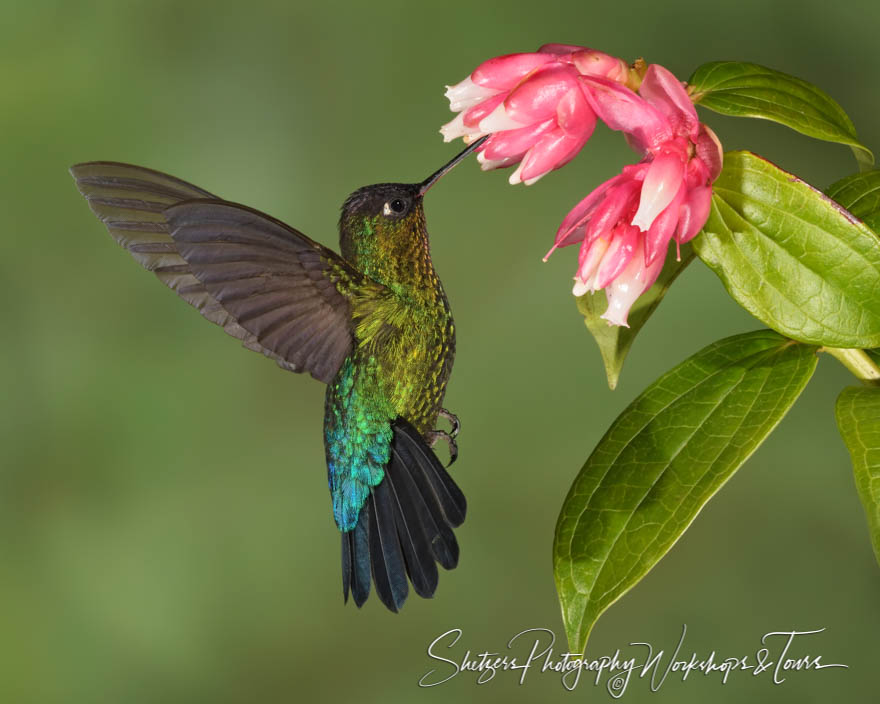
[
  {"xmin": 341, "ymin": 418, "xmax": 466, "ymax": 611},
  {"xmin": 385, "ymin": 464, "xmax": 439, "ymax": 598},
  {"xmin": 341, "ymin": 526, "xmax": 350, "ymax": 599},
  {"xmin": 342, "ymin": 512, "xmax": 371, "ymax": 607},
  {"xmin": 394, "ymin": 421, "xmax": 466, "ymax": 526},
  {"xmin": 392, "ymin": 442, "xmax": 460, "ymax": 569},
  {"xmin": 369, "ymin": 484, "xmax": 409, "ymax": 612}
]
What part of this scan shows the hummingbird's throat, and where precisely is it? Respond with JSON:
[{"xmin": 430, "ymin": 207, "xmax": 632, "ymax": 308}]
[{"xmin": 345, "ymin": 213, "xmax": 437, "ymax": 300}]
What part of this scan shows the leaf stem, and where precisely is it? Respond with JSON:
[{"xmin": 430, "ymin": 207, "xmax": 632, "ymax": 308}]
[{"xmin": 822, "ymin": 347, "xmax": 880, "ymax": 385}]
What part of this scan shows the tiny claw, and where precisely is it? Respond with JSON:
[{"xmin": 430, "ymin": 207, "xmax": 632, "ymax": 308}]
[
  {"xmin": 438, "ymin": 408, "xmax": 461, "ymax": 439},
  {"xmin": 426, "ymin": 430, "xmax": 458, "ymax": 467}
]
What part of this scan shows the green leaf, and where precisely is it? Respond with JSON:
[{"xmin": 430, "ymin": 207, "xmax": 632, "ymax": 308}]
[
  {"xmin": 695, "ymin": 151, "xmax": 880, "ymax": 348},
  {"xmin": 835, "ymin": 386, "xmax": 880, "ymax": 567},
  {"xmin": 577, "ymin": 243, "xmax": 695, "ymax": 390},
  {"xmin": 827, "ymin": 170, "xmax": 880, "ymax": 232},
  {"xmin": 554, "ymin": 330, "xmax": 817, "ymax": 652},
  {"xmin": 868, "ymin": 349, "xmax": 880, "ymax": 367},
  {"xmin": 688, "ymin": 61, "xmax": 873, "ymax": 170}
]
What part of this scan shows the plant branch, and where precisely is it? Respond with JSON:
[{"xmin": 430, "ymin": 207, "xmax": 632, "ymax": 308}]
[{"xmin": 822, "ymin": 347, "xmax": 880, "ymax": 385}]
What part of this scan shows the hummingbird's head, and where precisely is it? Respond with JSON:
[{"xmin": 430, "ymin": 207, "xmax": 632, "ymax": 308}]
[
  {"xmin": 338, "ymin": 138, "xmax": 486, "ymax": 279},
  {"xmin": 338, "ymin": 182, "xmax": 427, "ymax": 279},
  {"xmin": 340, "ymin": 182, "xmax": 423, "ymax": 226}
]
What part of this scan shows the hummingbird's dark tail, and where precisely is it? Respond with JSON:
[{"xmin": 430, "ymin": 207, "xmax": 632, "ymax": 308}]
[{"xmin": 342, "ymin": 418, "xmax": 466, "ymax": 612}]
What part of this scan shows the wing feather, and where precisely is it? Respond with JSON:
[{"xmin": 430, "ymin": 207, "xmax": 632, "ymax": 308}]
[
  {"xmin": 72, "ymin": 162, "xmax": 374, "ymax": 382},
  {"xmin": 70, "ymin": 162, "xmax": 298, "ymax": 371},
  {"xmin": 166, "ymin": 200, "xmax": 379, "ymax": 383}
]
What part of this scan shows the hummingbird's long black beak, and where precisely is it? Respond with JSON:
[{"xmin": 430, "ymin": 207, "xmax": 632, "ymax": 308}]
[{"xmin": 419, "ymin": 136, "xmax": 489, "ymax": 196}]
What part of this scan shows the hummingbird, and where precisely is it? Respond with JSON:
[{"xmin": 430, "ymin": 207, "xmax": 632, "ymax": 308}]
[{"xmin": 69, "ymin": 139, "xmax": 484, "ymax": 612}]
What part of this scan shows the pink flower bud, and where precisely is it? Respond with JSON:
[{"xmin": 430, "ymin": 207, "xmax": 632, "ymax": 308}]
[
  {"xmin": 574, "ymin": 235, "xmax": 611, "ymax": 295},
  {"xmin": 556, "ymin": 85, "xmax": 595, "ymax": 137},
  {"xmin": 631, "ymin": 150, "xmax": 686, "ymax": 231},
  {"xmin": 538, "ymin": 44, "xmax": 630, "ymax": 83},
  {"xmin": 676, "ymin": 185, "xmax": 713, "ymax": 243},
  {"xmin": 503, "ymin": 64, "xmax": 581, "ymax": 124},
  {"xmin": 538, "ymin": 43, "xmax": 590, "ymax": 55},
  {"xmin": 480, "ymin": 119, "xmax": 556, "ymax": 161},
  {"xmin": 594, "ymin": 223, "xmax": 639, "ymax": 289},
  {"xmin": 644, "ymin": 181, "xmax": 685, "ymax": 265},
  {"xmin": 601, "ymin": 238, "xmax": 665, "ymax": 326},
  {"xmin": 571, "ymin": 50, "xmax": 630, "ymax": 83},
  {"xmin": 510, "ymin": 127, "xmax": 589, "ymax": 185},
  {"xmin": 685, "ymin": 154, "xmax": 710, "ymax": 188},
  {"xmin": 471, "ymin": 53, "xmax": 556, "ymax": 91},
  {"xmin": 638, "ymin": 64, "xmax": 699, "ymax": 140},
  {"xmin": 585, "ymin": 178, "xmax": 642, "ymax": 243},
  {"xmin": 580, "ymin": 76, "xmax": 673, "ymax": 151},
  {"xmin": 546, "ymin": 172, "xmax": 627, "ymax": 257},
  {"xmin": 695, "ymin": 123, "xmax": 724, "ymax": 181}
]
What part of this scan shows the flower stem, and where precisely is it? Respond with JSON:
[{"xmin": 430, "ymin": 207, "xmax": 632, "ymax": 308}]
[{"xmin": 822, "ymin": 347, "xmax": 880, "ymax": 385}]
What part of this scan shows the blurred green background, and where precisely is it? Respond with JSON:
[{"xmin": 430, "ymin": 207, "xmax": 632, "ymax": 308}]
[{"xmin": 2, "ymin": 0, "xmax": 878, "ymax": 701}]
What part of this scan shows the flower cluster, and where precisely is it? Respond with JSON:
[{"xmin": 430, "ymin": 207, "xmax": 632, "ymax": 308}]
[
  {"xmin": 441, "ymin": 48, "xmax": 723, "ymax": 326},
  {"xmin": 441, "ymin": 44, "xmax": 633, "ymax": 185}
]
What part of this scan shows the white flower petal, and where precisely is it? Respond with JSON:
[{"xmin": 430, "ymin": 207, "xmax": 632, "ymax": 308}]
[
  {"xmin": 572, "ymin": 278, "xmax": 590, "ymax": 297},
  {"xmin": 508, "ymin": 161, "xmax": 525, "ymax": 185},
  {"xmin": 445, "ymin": 77, "xmax": 500, "ymax": 112},
  {"xmin": 479, "ymin": 102, "xmax": 526, "ymax": 134},
  {"xmin": 477, "ymin": 151, "xmax": 516, "ymax": 171},
  {"xmin": 439, "ymin": 112, "xmax": 483, "ymax": 143}
]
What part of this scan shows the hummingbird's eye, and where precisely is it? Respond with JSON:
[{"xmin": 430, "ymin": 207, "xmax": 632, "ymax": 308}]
[{"xmin": 383, "ymin": 198, "xmax": 408, "ymax": 217}]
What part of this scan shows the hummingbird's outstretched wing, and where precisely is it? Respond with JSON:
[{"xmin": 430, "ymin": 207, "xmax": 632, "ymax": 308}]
[
  {"xmin": 70, "ymin": 162, "xmax": 368, "ymax": 383},
  {"xmin": 165, "ymin": 200, "xmax": 380, "ymax": 384},
  {"xmin": 69, "ymin": 162, "xmax": 309, "ymax": 373}
]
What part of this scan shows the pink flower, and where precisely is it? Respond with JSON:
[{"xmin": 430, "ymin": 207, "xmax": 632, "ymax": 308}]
[
  {"xmin": 440, "ymin": 45, "xmax": 631, "ymax": 185},
  {"xmin": 545, "ymin": 64, "xmax": 723, "ymax": 326},
  {"xmin": 440, "ymin": 49, "xmax": 724, "ymax": 327}
]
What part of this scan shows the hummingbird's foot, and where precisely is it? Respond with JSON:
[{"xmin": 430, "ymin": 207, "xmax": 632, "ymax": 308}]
[
  {"xmin": 438, "ymin": 408, "xmax": 460, "ymax": 439},
  {"xmin": 427, "ymin": 430, "xmax": 458, "ymax": 467}
]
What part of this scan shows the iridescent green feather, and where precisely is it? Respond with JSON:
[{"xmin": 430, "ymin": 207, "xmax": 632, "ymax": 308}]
[{"xmin": 325, "ymin": 199, "xmax": 456, "ymax": 531}]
